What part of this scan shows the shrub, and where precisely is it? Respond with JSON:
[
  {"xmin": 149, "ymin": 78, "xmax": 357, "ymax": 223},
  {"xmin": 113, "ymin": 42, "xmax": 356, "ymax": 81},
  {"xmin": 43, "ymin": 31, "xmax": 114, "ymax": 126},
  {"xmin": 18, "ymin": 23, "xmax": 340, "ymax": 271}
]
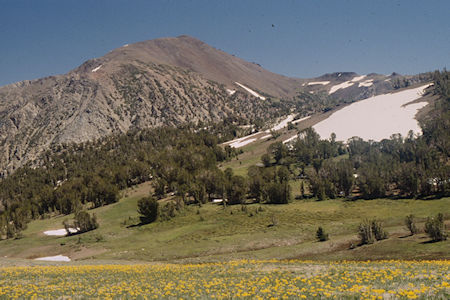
[
  {"xmin": 316, "ymin": 227, "xmax": 329, "ymax": 242},
  {"xmin": 358, "ymin": 220, "xmax": 374, "ymax": 245},
  {"xmin": 405, "ymin": 214, "xmax": 418, "ymax": 235},
  {"xmin": 137, "ymin": 196, "xmax": 158, "ymax": 224},
  {"xmin": 74, "ymin": 210, "xmax": 98, "ymax": 233},
  {"xmin": 371, "ymin": 220, "xmax": 388, "ymax": 241},
  {"xmin": 424, "ymin": 213, "xmax": 447, "ymax": 242},
  {"xmin": 159, "ymin": 202, "xmax": 176, "ymax": 221}
]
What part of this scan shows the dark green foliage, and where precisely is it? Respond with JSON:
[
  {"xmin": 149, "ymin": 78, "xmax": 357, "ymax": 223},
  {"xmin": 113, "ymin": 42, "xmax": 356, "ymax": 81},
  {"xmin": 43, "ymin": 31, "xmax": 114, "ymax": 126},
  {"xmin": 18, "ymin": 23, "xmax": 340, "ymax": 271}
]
[
  {"xmin": 405, "ymin": 214, "xmax": 418, "ymax": 235},
  {"xmin": 316, "ymin": 227, "xmax": 329, "ymax": 242},
  {"xmin": 137, "ymin": 196, "xmax": 158, "ymax": 224},
  {"xmin": 226, "ymin": 175, "xmax": 248, "ymax": 205},
  {"xmin": 424, "ymin": 213, "xmax": 447, "ymax": 242},
  {"xmin": 74, "ymin": 210, "xmax": 98, "ymax": 233},
  {"xmin": 266, "ymin": 181, "xmax": 291, "ymax": 204},
  {"xmin": 358, "ymin": 219, "xmax": 388, "ymax": 245},
  {"xmin": 261, "ymin": 153, "xmax": 271, "ymax": 167},
  {"xmin": 0, "ymin": 126, "xmax": 229, "ymax": 237}
]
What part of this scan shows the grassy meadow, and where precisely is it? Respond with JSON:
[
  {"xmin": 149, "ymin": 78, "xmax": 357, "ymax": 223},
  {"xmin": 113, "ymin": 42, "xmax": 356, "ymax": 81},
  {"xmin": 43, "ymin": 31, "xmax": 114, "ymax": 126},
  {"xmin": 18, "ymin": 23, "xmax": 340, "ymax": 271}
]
[
  {"xmin": 0, "ymin": 260, "xmax": 448, "ymax": 299},
  {"xmin": 0, "ymin": 179, "xmax": 448, "ymax": 263}
]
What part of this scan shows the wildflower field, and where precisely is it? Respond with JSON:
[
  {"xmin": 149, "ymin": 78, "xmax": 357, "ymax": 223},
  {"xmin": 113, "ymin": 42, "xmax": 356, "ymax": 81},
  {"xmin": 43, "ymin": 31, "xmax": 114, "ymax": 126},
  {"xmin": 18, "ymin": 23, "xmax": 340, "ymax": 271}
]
[{"xmin": 0, "ymin": 260, "xmax": 448, "ymax": 299}]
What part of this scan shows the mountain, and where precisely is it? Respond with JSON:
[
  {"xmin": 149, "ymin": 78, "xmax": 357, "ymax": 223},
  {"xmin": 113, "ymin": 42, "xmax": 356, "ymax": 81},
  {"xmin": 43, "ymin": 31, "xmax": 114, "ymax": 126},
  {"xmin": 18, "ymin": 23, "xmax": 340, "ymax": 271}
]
[
  {"xmin": 0, "ymin": 36, "xmax": 304, "ymax": 175},
  {"xmin": 0, "ymin": 35, "xmax": 430, "ymax": 175}
]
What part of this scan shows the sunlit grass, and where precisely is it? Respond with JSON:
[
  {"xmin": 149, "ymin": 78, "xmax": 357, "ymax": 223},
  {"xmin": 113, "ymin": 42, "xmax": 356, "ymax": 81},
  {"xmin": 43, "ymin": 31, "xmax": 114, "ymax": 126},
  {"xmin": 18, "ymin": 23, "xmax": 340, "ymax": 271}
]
[{"xmin": 0, "ymin": 260, "xmax": 448, "ymax": 299}]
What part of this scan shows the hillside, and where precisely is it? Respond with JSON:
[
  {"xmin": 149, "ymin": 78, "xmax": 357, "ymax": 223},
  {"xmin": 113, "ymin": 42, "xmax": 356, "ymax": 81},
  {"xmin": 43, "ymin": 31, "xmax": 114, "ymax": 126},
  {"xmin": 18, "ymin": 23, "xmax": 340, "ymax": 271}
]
[
  {"xmin": 0, "ymin": 36, "xmax": 302, "ymax": 175},
  {"xmin": 0, "ymin": 180, "xmax": 448, "ymax": 262},
  {"xmin": 0, "ymin": 35, "xmax": 431, "ymax": 175}
]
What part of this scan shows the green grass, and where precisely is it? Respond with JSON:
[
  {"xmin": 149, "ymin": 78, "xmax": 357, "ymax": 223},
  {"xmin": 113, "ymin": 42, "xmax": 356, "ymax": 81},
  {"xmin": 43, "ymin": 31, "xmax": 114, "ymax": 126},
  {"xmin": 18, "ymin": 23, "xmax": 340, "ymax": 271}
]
[{"xmin": 0, "ymin": 180, "xmax": 448, "ymax": 263}]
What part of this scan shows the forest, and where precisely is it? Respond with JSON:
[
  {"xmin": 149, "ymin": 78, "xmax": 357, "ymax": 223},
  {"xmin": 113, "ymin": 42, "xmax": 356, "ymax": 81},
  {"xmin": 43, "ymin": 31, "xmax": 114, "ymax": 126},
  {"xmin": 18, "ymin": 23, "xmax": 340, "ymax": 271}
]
[{"xmin": 0, "ymin": 70, "xmax": 448, "ymax": 239}]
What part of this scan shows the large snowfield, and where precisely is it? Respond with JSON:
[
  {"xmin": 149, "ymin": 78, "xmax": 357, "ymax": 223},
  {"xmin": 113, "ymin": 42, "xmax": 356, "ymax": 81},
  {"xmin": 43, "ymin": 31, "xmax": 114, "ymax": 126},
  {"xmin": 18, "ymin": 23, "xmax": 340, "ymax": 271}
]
[{"xmin": 313, "ymin": 84, "xmax": 431, "ymax": 142}]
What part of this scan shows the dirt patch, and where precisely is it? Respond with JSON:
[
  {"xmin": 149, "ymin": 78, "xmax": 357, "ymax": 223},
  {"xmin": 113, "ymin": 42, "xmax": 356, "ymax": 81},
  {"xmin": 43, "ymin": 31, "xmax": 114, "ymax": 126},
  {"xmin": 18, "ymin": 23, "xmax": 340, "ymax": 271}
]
[{"xmin": 69, "ymin": 246, "xmax": 107, "ymax": 260}]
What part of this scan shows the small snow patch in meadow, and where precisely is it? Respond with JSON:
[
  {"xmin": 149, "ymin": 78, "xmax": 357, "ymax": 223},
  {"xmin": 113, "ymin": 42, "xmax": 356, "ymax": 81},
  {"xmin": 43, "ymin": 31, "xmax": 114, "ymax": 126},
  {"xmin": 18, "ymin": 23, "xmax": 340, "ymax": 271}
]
[
  {"xmin": 35, "ymin": 255, "xmax": 71, "ymax": 262},
  {"xmin": 226, "ymin": 89, "xmax": 236, "ymax": 95},
  {"xmin": 235, "ymin": 82, "xmax": 266, "ymax": 100},
  {"xmin": 44, "ymin": 228, "xmax": 79, "ymax": 236},
  {"xmin": 91, "ymin": 65, "xmax": 102, "ymax": 73},
  {"xmin": 307, "ymin": 81, "xmax": 330, "ymax": 86},
  {"xmin": 314, "ymin": 84, "xmax": 432, "ymax": 141},
  {"xmin": 358, "ymin": 79, "xmax": 374, "ymax": 87}
]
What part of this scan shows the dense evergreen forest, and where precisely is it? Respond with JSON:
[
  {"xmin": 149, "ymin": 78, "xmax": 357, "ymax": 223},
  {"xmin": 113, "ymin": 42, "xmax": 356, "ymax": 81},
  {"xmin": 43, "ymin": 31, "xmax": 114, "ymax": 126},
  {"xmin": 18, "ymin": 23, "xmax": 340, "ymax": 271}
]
[{"xmin": 0, "ymin": 70, "xmax": 448, "ymax": 239}]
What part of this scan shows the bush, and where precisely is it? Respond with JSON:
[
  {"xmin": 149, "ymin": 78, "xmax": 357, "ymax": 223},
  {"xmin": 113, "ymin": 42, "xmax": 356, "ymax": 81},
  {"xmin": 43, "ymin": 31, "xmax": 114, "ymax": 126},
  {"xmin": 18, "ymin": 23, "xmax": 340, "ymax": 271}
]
[
  {"xmin": 137, "ymin": 196, "xmax": 158, "ymax": 224},
  {"xmin": 424, "ymin": 213, "xmax": 447, "ymax": 242},
  {"xmin": 405, "ymin": 214, "xmax": 418, "ymax": 235},
  {"xmin": 371, "ymin": 220, "xmax": 388, "ymax": 241},
  {"xmin": 159, "ymin": 201, "xmax": 176, "ymax": 221},
  {"xmin": 358, "ymin": 220, "xmax": 374, "ymax": 245},
  {"xmin": 74, "ymin": 210, "xmax": 98, "ymax": 233},
  {"xmin": 358, "ymin": 219, "xmax": 388, "ymax": 245},
  {"xmin": 316, "ymin": 227, "xmax": 329, "ymax": 242}
]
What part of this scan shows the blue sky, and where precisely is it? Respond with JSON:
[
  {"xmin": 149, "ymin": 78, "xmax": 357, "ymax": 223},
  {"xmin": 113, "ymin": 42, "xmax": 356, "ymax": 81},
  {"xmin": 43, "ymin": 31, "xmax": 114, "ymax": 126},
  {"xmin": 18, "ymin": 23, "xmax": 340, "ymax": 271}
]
[{"xmin": 0, "ymin": 0, "xmax": 449, "ymax": 86}]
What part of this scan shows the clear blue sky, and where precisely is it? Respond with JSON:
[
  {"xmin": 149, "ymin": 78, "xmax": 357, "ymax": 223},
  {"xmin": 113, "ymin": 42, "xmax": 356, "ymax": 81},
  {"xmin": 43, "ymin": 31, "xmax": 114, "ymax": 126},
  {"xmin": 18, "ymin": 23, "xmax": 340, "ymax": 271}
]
[{"xmin": 1, "ymin": 0, "xmax": 449, "ymax": 86}]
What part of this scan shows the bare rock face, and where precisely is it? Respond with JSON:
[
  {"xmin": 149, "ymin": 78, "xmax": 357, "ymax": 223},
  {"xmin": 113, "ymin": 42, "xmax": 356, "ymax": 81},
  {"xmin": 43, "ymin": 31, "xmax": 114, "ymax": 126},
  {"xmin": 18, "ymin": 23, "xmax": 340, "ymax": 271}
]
[{"xmin": 0, "ymin": 36, "xmax": 304, "ymax": 175}]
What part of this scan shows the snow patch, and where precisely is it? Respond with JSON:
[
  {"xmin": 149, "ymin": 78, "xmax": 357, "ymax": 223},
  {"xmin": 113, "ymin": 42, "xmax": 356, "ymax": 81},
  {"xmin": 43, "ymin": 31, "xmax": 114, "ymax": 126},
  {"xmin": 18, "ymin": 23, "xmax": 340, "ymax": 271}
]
[
  {"xmin": 358, "ymin": 79, "xmax": 374, "ymax": 87},
  {"xmin": 328, "ymin": 75, "xmax": 368, "ymax": 94},
  {"xmin": 260, "ymin": 134, "xmax": 272, "ymax": 140},
  {"xmin": 223, "ymin": 131, "xmax": 261, "ymax": 146},
  {"xmin": 329, "ymin": 81, "xmax": 355, "ymax": 94},
  {"xmin": 266, "ymin": 114, "xmax": 296, "ymax": 132},
  {"xmin": 226, "ymin": 89, "xmax": 236, "ymax": 95},
  {"xmin": 314, "ymin": 84, "xmax": 432, "ymax": 142},
  {"xmin": 292, "ymin": 116, "xmax": 311, "ymax": 124},
  {"xmin": 44, "ymin": 228, "xmax": 79, "ymax": 236},
  {"xmin": 229, "ymin": 138, "xmax": 257, "ymax": 148},
  {"xmin": 351, "ymin": 75, "xmax": 367, "ymax": 82},
  {"xmin": 307, "ymin": 81, "xmax": 330, "ymax": 86},
  {"xmin": 283, "ymin": 135, "xmax": 298, "ymax": 144},
  {"xmin": 91, "ymin": 65, "xmax": 102, "ymax": 73},
  {"xmin": 235, "ymin": 82, "xmax": 266, "ymax": 100},
  {"xmin": 35, "ymin": 255, "xmax": 71, "ymax": 262}
]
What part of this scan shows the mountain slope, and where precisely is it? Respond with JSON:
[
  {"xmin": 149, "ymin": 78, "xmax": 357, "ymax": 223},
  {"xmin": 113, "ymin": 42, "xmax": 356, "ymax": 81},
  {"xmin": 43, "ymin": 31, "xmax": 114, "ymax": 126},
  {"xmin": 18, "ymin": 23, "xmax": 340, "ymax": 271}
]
[
  {"xmin": 0, "ymin": 36, "xmax": 304, "ymax": 175},
  {"xmin": 74, "ymin": 35, "xmax": 303, "ymax": 98},
  {"xmin": 0, "ymin": 35, "xmax": 432, "ymax": 175}
]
